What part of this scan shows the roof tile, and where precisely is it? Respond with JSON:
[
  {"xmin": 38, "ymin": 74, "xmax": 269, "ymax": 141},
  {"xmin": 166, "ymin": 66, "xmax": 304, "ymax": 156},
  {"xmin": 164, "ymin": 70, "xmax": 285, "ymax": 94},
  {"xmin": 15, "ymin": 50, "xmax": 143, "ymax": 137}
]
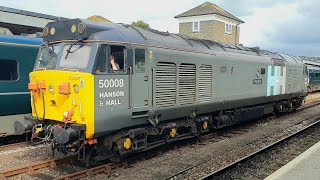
[{"xmin": 174, "ymin": 2, "xmax": 244, "ymax": 23}]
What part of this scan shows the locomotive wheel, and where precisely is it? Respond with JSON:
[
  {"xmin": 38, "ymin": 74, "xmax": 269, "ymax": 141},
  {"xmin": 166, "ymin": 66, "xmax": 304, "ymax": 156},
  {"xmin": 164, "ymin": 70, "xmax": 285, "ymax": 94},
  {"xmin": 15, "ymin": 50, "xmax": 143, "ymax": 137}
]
[{"xmin": 85, "ymin": 147, "xmax": 98, "ymax": 167}]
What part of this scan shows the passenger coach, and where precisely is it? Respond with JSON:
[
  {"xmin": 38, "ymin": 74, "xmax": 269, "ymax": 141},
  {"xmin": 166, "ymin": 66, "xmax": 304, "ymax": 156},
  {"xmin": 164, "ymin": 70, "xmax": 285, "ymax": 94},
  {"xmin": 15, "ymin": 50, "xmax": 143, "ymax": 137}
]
[{"xmin": 0, "ymin": 34, "xmax": 41, "ymax": 137}]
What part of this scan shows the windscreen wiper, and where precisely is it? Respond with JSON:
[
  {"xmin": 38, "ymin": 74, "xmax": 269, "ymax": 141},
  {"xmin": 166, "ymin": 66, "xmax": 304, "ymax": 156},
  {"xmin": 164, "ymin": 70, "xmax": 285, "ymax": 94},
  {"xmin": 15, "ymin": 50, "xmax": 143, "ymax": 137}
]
[{"xmin": 65, "ymin": 39, "xmax": 83, "ymax": 59}]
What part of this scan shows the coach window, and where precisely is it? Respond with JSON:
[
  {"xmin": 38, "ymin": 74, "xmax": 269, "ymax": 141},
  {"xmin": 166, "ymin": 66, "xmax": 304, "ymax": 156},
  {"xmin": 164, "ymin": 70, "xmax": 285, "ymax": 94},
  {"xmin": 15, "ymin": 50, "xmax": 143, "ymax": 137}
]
[
  {"xmin": 135, "ymin": 49, "xmax": 146, "ymax": 73},
  {"xmin": 0, "ymin": 60, "xmax": 18, "ymax": 81}
]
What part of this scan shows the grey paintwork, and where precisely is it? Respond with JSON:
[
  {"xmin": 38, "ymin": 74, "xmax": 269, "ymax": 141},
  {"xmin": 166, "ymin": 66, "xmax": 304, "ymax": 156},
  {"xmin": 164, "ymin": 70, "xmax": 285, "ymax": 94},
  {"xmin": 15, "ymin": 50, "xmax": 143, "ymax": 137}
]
[
  {"xmin": 42, "ymin": 19, "xmax": 307, "ymax": 138},
  {"xmin": 93, "ymin": 43, "xmax": 307, "ymax": 137},
  {"xmin": 0, "ymin": 114, "xmax": 27, "ymax": 136}
]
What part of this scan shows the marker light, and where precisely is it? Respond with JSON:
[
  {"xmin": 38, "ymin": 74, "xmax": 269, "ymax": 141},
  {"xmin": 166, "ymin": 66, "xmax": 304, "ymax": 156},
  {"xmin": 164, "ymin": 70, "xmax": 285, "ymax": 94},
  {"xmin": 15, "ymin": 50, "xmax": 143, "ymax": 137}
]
[
  {"xmin": 78, "ymin": 23, "xmax": 85, "ymax": 33},
  {"xmin": 71, "ymin": 24, "xmax": 77, "ymax": 33},
  {"xmin": 43, "ymin": 27, "xmax": 49, "ymax": 37},
  {"xmin": 73, "ymin": 84, "xmax": 79, "ymax": 93},
  {"xmin": 50, "ymin": 26, "xmax": 56, "ymax": 35},
  {"xmin": 48, "ymin": 84, "xmax": 54, "ymax": 94}
]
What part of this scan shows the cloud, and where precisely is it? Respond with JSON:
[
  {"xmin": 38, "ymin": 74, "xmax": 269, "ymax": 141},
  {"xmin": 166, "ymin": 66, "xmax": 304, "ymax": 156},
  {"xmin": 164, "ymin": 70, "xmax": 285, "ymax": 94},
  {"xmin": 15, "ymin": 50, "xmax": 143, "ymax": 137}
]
[
  {"xmin": 237, "ymin": 0, "xmax": 320, "ymax": 56},
  {"xmin": 0, "ymin": 0, "xmax": 319, "ymax": 56}
]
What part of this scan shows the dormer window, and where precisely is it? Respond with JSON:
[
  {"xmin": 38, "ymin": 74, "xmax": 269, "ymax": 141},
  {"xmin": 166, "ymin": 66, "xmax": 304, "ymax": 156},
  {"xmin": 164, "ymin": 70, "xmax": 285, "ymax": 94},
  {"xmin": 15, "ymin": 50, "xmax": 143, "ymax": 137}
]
[
  {"xmin": 225, "ymin": 23, "xmax": 232, "ymax": 34},
  {"xmin": 193, "ymin": 21, "xmax": 200, "ymax": 32}
]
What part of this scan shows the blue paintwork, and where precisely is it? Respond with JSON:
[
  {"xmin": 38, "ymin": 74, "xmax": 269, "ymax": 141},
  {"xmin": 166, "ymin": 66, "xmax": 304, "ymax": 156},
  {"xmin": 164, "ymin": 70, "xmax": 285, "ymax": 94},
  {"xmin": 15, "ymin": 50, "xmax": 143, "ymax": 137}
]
[
  {"xmin": 0, "ymin": 34, "xmax": 43, "ymax": 45},
  {"xmin": 0, "ymin": 35, "xmax": 42, "ymax": 116},
  {"xmin": 267, "ymin": 65, "xmax": 278, "ymax": 96}
]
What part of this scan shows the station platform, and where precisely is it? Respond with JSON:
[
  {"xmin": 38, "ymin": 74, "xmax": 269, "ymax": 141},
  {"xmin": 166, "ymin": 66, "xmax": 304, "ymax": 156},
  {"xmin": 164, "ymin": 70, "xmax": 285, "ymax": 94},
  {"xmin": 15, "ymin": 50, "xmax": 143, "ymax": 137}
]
[
  {"xmin": 265, "ymin": 141, "xmax": 320, "ymax": 180},
  {"xmin": 304, "ymin": 92, "xmax": 320, "ymax": 104}
]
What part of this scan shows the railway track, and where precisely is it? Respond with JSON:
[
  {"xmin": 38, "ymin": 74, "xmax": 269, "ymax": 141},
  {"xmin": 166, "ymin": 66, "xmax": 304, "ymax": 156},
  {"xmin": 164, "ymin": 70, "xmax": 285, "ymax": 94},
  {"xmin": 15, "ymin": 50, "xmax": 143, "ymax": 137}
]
[
  {"xmin": 1, "ymin": 101, "xmax": 320, "ymax": 179},
  {"xmin": 0, "ymin": 156, "xmax": 75, "ymax": 179},
  {"xmin": 0, "ymin": 142, "xmax": 27, "ymax": 152},
  {"xmin": 199, "ymin": 118, "xmax": 320, "ymax": 179},
  {"xmin": 161, "ymin": 103, "xmax": 320, "ymax": 180},
  {"xmin": 162, "ymin": 116, "xmax": 320, "ymax": 180}
]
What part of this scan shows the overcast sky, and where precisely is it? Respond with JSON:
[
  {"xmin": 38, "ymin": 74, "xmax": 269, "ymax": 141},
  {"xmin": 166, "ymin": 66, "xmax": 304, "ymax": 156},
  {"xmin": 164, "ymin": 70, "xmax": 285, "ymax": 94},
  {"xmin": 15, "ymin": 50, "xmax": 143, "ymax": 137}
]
[{"xmin": 1, "ymin": 0, "xmax": 319, "ymax": 56}]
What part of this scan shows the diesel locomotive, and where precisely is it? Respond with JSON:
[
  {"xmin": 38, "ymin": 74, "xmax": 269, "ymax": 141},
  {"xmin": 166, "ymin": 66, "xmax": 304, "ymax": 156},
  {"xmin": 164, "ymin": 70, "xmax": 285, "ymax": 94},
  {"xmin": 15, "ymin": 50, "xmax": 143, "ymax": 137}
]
[
  {"xmin": 14, "ymin": 19, "xmax": 307, "ymax": 165},
  {"xmin": 0, "ymin": 34, "xmax": 42, "ymax": 137}
]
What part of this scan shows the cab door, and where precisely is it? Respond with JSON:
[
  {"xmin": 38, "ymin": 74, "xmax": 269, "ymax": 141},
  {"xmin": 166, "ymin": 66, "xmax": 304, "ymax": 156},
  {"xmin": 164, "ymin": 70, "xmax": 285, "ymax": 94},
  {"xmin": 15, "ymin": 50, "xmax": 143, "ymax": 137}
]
[{"xmin": 132, "ymin": 48, "xmax": 149, "ymax": 109}]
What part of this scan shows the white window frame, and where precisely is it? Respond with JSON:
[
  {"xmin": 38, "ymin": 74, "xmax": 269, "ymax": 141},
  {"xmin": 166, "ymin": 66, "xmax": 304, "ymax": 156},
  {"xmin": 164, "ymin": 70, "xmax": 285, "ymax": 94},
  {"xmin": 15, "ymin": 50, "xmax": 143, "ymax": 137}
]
[
  {"xmin": 225, "ymin": 23, "xmax": 232, "ymax": 34},
  {"xmin": 192, "ymin": 21, "xmax": 200, "ymax": 32}
]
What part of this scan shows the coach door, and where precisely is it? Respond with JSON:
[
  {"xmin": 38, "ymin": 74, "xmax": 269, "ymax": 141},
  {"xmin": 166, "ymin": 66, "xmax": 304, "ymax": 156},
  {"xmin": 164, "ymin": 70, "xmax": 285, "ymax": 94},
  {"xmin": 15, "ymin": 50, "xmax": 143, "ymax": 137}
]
[{"xmin": 131, "ymin": 48, "xmax": 149, "ymax": 109}]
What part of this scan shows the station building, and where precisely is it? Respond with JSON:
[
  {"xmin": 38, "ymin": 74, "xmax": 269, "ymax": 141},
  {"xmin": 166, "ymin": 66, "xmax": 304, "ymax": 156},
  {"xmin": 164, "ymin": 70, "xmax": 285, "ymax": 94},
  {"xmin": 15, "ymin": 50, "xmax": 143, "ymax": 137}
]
[{"xmin": 175, "ymin": 2, "xmax": 244, "ymax": 45}]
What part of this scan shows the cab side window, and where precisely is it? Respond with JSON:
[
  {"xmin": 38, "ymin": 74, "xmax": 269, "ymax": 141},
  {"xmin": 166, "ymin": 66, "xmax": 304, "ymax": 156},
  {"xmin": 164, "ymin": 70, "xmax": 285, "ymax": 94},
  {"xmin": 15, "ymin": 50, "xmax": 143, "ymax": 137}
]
[
  {"xmin": 110, "ymin": 45, "xmax": 126, "ymax": 72},
  {"xmin": 95, "ymin": 45, "xmax": 108, "ymax": 74},
  {"xmin": 135, "ymin": 49, "xmax": 146, "ymax": 73}
]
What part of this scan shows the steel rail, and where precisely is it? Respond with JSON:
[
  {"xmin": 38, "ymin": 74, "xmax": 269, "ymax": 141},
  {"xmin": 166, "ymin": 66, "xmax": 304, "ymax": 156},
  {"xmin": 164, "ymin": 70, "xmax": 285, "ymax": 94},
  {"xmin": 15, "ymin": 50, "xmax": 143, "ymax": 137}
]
[
  {"xmin": 56, "ymin": 163, "xmax": 121, "ymax": 180},
  {"xmin": 0, "ymin": 156, "xmax": 74, "ymax": 179},
  {"xmin": 163, "ymin": 105, "xmax": 320, "ymax": 180},
  {"xmin": 199, "ymin": 117, "xmax": 320, "ymax": 179},
  {"xmin": 0, "ymin": 142, "xmax": 27, "ymax": 151}
]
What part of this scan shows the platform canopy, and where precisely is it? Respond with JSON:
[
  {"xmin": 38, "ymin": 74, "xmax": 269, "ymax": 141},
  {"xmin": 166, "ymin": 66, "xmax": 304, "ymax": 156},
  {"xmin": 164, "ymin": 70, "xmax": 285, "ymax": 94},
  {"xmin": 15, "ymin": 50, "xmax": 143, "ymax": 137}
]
[{"xmin": 0, "ymin": 6, "xmax": 68, "ymax": 35}]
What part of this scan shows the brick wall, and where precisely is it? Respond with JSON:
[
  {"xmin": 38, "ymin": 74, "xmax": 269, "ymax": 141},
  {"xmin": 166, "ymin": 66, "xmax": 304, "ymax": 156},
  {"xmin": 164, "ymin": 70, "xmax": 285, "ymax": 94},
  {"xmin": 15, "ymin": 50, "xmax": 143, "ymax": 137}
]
[{"xmin": 178, "ymin": 19, "xmax": 240, "ymax": 45}]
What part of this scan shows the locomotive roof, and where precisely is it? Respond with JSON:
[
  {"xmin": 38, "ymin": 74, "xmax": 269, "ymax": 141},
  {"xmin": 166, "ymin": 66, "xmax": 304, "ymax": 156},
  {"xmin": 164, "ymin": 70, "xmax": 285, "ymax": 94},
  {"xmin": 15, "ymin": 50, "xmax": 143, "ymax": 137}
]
[
  {"xmin": 0, "ymin": 34, "xmax": 42, "ymax": 45},
  {"xmin": 44, "ymin": 19, "xmax": 302, "ymax": 64}
]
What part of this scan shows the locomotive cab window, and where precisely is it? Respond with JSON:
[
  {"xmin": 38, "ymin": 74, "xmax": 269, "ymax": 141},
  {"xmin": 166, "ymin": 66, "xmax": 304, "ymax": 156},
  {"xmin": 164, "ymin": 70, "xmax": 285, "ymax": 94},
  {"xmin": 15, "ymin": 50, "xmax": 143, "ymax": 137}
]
[
  {"xmin": 95, "ymin": 45, "xmax": 126, "ymax": 74},
  {"xmin": 0, "ymin": 60, "xmax": 18, "ymax": 81},
  {"xmin": 135, "ymin": 49, "xmax": 146, "ymax": 73},
  {"xmin": 59, "ymin": 44, "xmax": 92, "ymax": 71},
  {"xmin": 95, "ymin": 45, "xmax": 108, "ymax": 73},
  {"xmin": 35, "ymin": 45, "xmax": 60, "ymax": 70},
  {"xmin": 110, "ymin": 45, "xmax": 126, "ymax": 72}
]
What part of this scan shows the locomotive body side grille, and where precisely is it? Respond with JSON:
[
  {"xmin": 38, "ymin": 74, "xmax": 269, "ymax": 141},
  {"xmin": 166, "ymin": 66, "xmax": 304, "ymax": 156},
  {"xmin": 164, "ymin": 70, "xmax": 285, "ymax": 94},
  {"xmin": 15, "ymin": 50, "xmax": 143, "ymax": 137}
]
[
  {"xmin": 199, "ymin": 64, "xmax": 212, "ymax": 103},
  {"xmin": 286, "ymin": 65, "xmax": 299, "ymax": 93},
  {"xmin": 155, "ymin": 62, "xmax": 177, "ymax": 107},
  {"xmin": 178, "ymin": 63, "xmax": 196, "ymax": 105}
]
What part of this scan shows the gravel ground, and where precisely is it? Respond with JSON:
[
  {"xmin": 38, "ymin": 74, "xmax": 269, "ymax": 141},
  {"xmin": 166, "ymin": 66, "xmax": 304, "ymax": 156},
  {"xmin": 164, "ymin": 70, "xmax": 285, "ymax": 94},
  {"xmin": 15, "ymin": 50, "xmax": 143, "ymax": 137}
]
[
  {"xmin": 93, "ymin": 105, "xmax": 320, "ymax": 180},
  {"xmin": 214, "ymin": 123, "xmax": 320, "ymax": 179},
  {"xmin": 1, "ymin": 104, "xmax": 319, "ymax": 180},
  {"xmin": 0, "ymin": 144, "xmax": 52, "ymax": 172}
]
